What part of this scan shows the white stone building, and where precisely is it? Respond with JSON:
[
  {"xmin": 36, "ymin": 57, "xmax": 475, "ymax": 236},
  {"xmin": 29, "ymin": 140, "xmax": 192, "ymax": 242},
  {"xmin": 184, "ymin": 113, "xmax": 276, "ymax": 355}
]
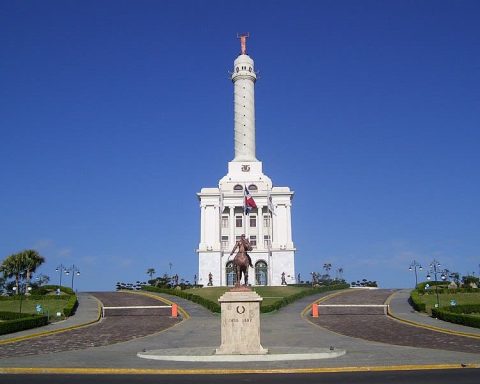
[{"xmin": 197, "ymin": 36, "xmax": 296, "ymax": 287}]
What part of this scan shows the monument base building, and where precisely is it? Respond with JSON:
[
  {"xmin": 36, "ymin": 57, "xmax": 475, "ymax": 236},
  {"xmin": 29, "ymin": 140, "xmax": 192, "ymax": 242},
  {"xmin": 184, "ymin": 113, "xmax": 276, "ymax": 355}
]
[{"xmin": 197, "ymin": 36, "xmax": 296, "ymax": 287}]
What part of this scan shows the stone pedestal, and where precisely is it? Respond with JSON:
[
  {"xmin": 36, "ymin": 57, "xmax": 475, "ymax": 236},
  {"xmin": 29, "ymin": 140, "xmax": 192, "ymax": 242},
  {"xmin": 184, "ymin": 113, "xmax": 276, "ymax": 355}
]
[{"xmin": 215, "ymin": 289, "xmax": 268, "ymax": 355}]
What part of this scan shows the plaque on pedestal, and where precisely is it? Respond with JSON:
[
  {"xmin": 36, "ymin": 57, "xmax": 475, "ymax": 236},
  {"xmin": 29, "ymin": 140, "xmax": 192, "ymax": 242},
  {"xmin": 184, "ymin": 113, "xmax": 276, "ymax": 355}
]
[{"xmin": 215, "ymin": 289, "xmax": 268, "ymax": 355}]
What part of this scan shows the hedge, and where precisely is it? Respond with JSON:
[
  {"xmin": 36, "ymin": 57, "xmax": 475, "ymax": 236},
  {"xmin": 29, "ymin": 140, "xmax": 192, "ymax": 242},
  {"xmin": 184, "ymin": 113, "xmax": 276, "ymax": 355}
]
[
  {"xmin": 0, "ymin": 295, "xmax": 71, "ymax": 301},
  {"xmin": 431, "ymin": 304, "xmax": 480, "ymax": 328},
  {"xmin": 409, "ymin": 290, "xmax": 426, "ymax": 312},
  {"xmin": 259, "ymin": 284, "xmax": 349, "ymax": 313},
  {"xmin": 415, "ymin": 281, "xmax": 448, "ymax": 291},
  {"xmin": 63, "ymin": 294, "xmax": 78, "ymax": 317},
  {"xmin": 141, "ymin": 284, "xmax": 349, "ymax": 314},
  {"xmin": 0, "ymin": 311, "xmax": 49, "ymax": 335},
  {"xmin": 41, "ymin": 285, "xmax": 75, "ymax": 295},
  {"xmin": 141, "ymin": 286, "xmax": 221, "ymax": 312}
]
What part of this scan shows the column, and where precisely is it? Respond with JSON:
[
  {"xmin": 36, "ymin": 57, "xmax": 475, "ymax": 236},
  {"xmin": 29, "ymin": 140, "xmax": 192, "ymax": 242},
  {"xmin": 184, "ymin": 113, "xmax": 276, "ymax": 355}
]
[
  {"xmin": 286, "ymin": 203, "xmax": 293, "ymax": 248},
  {"xmin": 214, "ymin": 205, "xmax": 220, "ymax": 250},
  {"xmin": 258, "ymin": 206, "xmax": 264, "ymax": 250},
  {"xmin": 229, "ymin": 206, "xmax": 235, "ymax": 249},
  {"xmin": 200, "ymin": 204, "xmax": 206, "ymax": 248}
]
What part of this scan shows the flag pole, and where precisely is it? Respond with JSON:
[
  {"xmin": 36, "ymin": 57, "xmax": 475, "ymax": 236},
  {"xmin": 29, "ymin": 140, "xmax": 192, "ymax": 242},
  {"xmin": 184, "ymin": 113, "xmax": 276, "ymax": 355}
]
[{"xmin": 219, "ymin": 191, "xmax": 223, "ymax": 286}]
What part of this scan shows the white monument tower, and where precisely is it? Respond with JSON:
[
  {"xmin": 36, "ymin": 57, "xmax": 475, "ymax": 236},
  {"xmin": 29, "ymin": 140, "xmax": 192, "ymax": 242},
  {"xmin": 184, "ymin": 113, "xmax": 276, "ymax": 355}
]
[{"xmin": 197, "ymin": 34, "xmax": 295, "ymax": 287}]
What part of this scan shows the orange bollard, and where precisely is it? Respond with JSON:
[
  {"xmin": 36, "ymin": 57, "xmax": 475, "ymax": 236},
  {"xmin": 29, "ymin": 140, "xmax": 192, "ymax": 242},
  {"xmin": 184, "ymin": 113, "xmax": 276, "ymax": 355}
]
[
  {"xmin": 312, "ymin": 303, "xmax": 318, "ymax": 318},
  {"xmin": 171, "ymin": 304, "xmax": 178, "ymax": 318}
]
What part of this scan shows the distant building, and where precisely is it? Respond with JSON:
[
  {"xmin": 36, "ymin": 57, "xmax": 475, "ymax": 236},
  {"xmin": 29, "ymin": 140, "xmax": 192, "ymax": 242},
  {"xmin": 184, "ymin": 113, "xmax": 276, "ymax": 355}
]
[{"xmin": 197, "ymin": 35, "xmax": 295, "ymax": 287}]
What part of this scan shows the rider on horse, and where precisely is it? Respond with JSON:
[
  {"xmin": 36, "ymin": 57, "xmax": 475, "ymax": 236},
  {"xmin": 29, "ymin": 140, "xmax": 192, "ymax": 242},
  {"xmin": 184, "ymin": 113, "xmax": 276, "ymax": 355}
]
[{"xmin": 230, "ymin": 234, "xmax": 253, "ymax": 267}]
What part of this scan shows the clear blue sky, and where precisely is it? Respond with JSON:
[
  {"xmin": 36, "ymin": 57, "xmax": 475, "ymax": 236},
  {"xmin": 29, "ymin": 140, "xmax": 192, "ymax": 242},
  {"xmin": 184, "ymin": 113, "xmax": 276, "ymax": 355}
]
[{"xmin": 1, "ymin": 1, "xmax": 479, "ymax": 291}]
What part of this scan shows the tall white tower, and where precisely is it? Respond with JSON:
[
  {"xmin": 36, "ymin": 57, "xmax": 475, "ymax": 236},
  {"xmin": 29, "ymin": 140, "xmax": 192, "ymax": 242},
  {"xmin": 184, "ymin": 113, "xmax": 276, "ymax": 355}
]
[
  {"xmin": 197, "ymin": 35, "xmax": 296, "ymax": 287},
  {"xmin": 232, "ymin": 35, "xmax": 257, "ymax": 162}
]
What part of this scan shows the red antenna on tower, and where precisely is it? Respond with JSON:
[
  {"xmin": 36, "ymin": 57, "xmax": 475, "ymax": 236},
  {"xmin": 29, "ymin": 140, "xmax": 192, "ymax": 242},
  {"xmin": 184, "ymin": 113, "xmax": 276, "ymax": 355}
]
[{"xmin": 237, "ymin": 32, "xmax": 250, "ymax": 55}]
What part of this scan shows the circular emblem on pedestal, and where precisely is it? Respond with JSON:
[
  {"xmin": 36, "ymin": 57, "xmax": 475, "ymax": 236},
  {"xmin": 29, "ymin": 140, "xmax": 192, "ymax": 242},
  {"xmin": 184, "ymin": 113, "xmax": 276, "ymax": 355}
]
[{"xmin": 236, "ymin": 305, "xmax": 246, "ymax": 314}]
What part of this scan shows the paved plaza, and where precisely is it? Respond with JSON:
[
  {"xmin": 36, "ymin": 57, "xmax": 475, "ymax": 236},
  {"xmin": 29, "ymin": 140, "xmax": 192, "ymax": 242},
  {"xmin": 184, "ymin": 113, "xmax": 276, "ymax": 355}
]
[{"xmin": 0, "ymin": 289, "xmax": 479, "ymax": 372}]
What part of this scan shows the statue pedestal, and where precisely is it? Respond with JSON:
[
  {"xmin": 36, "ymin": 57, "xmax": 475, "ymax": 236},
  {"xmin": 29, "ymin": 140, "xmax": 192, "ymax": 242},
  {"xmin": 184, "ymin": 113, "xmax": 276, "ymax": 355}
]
[{"xmin": 215, "ymin": 289, "xmax": 268, "ymax": 355}]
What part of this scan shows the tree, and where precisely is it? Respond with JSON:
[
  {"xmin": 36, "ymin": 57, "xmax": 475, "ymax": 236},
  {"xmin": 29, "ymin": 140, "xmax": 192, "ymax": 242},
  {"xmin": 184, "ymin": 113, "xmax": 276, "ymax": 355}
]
[
  {"xmin": 449, "ymin": 272, "xmax": 460, "ymax": 285},
  {"xmin": 0, "ymin": 249, "xmax": 44, "ymax": 294},
  {"xmin": 35, "ymin": 274, "xmax": 50, "ymax": 286},
  {"xmin": 462, "ymin": 275, "xmax": 479, "ymax": 288},
  {"xmin": 323, "ymin": 263, "xmax": 332, "ymax": 279},
  {"xmin": 336, "ymin": 267, "xmax": 344, "ymax": 280},
  {"xmin": 1, "ymin": 253, "xmax": 25, "ymax": 294},
  {"xmin": 146, "ymin": 268, "xmax": 156, "ymax": 279},
  {"xmin": 22, "ymin": 249, "xmax": 45, "ymax": 293}
]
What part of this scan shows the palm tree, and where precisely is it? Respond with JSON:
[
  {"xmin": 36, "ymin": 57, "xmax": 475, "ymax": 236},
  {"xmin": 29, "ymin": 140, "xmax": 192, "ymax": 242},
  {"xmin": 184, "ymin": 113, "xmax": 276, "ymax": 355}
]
[
  {"xmin": 1, "ymin": 253, "xmax": 25, "ymax": 294},
  {"xmin": 323, "ymin": 263, "xmax": 332, "ymax": 279},
  {"xmin": 146, "ymin": 268, "xmax": 156, "ymax": 279},
  {"xmin": 336, "ymin": 267, "xmax": 344, "ymax": 280},
  {"xmin": 22, "ymin": 250, "xmax": 45, "ymax": 293}
]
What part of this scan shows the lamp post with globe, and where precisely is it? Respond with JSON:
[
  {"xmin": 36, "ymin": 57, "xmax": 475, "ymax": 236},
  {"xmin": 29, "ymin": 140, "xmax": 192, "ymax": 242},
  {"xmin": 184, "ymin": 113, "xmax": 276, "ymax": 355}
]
[
  {"xmin": 409, "ymin": 260, "xmax": 423, "ymax": 288},
  {"xmin": 64, "ymin": 265, "xmax": 80, "ymax": 291},
  {"xmin": 426, "ymin": 259, "xmax": 446, "ymax": 309}
]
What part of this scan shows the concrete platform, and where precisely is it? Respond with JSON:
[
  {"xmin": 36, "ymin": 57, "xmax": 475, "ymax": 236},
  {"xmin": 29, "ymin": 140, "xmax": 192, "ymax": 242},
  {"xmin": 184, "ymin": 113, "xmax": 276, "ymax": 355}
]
[{"xmin": 137, "ymin": 346, "xmax": 346, "ymax": 362}]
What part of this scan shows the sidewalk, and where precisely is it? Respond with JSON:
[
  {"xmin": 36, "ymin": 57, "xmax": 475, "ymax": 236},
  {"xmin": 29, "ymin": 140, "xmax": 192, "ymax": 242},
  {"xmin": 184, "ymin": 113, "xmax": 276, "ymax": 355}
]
[
  {"xmin": 0, "ymin": 292, "xmax": 100, "ymax": 343},
  {"xmin": 387, "ymin": 289, "xmax": 480, "ymax": 336}
]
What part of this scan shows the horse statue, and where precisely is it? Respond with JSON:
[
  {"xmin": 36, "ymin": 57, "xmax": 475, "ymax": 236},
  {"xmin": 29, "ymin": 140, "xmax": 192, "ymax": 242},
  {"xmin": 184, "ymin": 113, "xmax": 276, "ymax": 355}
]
[{"xmin": 230, "ymin": 234, "xmax": 253, "ymax": 287}]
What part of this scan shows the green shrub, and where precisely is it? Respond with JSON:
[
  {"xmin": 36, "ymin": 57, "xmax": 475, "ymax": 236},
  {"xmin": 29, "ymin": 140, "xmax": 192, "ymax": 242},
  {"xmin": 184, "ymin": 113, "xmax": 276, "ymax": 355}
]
[
  {"xmin": 30, "ymin": 287, "xmax": 49, "ymax": 295},
  {"xmin": 409, "ymin": 290, "xmax": 426, "ymax": 312},
  {"xmin": 63, "ymin": 294, "xmax": 78, "ymax": 317},
  {"xmin": 0, "ymin": 312, "xmax": 49, "ymax": 335},
  {"xmin": 41, "ymin": 285, "xmax": 75, "ymax": 295},
  {"xmin": 141, "ymin": 286, "xmax": 221, "ymax": 313},
  {"xmin": 416, "ymin": 281, "xmax": 448, "ymax": 291},
  {"xmin": 0, "ymin": 295, "xmax": 71, "ymax": 302},
  {"xmin": 141, "ymin": 284, "xmax": 349, "ymax": 314},
  {"xmin": 260, "ymin": 284, "xmax": 349, "ymax": 313},
  {"xmin": 432, "ymin": 304, "xmax": 480, "ymax": 328}
]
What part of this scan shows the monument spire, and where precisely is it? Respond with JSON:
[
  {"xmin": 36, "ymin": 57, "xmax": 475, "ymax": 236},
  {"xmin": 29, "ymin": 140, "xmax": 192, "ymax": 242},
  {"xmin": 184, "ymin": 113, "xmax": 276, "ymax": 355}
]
[
  {"xmin": 238, "ymin": 32, "xmax": 249, "ymax": 55},
  {"xmin": 232, "ymin": 33, "xmax": 257, "ymax": 162}
]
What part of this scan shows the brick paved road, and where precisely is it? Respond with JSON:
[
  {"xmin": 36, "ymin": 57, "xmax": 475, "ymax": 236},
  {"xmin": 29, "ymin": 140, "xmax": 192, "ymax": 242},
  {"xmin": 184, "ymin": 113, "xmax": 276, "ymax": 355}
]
[
  {"xmin": 0, "ymin": 292, "xmax": 180, "ymax": 357},
  {"xmin": 309, "ymin": 289, "xmax": 480, "ymax": 353}
]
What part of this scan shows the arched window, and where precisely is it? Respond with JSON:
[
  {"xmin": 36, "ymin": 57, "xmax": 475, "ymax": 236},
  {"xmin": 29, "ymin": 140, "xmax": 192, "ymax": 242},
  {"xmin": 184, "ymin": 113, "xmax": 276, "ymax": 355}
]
[
  {"xmin": 226, "ymin": 261, "xmax": 236, "ymax": 286},
  {"xmin": 248, "ymin": 184, "xmax": 257, "ymax": 191},
  {"xmin": 255, "ymin": 261, "xmax": 268, "ymax": 286},
  {"xmin": 233, "ymin": 184, "xmax": 243, "ymax": 192}
]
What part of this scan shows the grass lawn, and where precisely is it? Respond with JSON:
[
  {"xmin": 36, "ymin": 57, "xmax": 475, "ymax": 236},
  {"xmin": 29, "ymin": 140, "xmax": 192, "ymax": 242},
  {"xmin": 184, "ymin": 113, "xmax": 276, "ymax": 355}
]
[
  {"xmin": 184, "ymin": 286, "xmax": 316, "ymax": 308},
  {"xmin": 0, "ymin": 297, "xmax": 70, "ymax": 319},
  {"xmin": 417, "ymin": 291, "xmax": 480, "ymax": 313}
]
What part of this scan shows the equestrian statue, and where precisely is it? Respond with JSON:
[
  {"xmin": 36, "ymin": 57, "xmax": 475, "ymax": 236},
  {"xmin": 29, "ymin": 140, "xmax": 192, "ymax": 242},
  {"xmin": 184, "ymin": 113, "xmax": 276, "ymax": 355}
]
[{"xmin": 230, "ymin": 234, "xmax": 253, "ymax": 287}]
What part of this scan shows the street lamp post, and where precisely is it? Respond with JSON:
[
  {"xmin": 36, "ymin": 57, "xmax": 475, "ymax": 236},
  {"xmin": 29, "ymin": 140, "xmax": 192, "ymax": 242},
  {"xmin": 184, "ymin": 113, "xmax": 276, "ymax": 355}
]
[
  {"xmin": 426, "ymin": 259, "xmax": 446, "ymax": 309},
  {"xmin": 12, "ymin": 285, "xmax": 31, "ymax": 313},
  {"xmin": 65, "ymin": 265, "xmax": 80, "ymax": 291},
  {"xmin": 408, "ymin": 260, "xmax": 423, "ymax": 288},
  {"xmin": 55, "ymin": 264, "xmax": 66, "ymax": 287}
]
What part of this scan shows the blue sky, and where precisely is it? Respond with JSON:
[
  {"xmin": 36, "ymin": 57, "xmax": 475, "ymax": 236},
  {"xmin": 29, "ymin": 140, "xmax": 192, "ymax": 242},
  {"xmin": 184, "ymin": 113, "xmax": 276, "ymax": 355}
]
[{"xmin": 1, "ymin": 0, "xmax": 479, "ymax": 291}]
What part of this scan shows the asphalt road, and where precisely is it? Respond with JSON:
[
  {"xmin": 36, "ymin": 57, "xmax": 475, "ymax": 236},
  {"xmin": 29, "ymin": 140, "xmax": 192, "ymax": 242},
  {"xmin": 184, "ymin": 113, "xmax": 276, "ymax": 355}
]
[{"xmin": 2, "ymin": 369, "xmax": 479, "ymax": 384}]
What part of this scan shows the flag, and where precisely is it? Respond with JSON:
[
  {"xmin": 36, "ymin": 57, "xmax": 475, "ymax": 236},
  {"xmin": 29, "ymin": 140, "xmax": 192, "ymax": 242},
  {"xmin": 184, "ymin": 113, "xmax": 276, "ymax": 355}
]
[
  {"xmin": 244, "ymin": 186, "xmax": 257, "ymax": 215},
  {"xmin": 267, "ymin": 193, "xmax": 276, "ymax": 215}
]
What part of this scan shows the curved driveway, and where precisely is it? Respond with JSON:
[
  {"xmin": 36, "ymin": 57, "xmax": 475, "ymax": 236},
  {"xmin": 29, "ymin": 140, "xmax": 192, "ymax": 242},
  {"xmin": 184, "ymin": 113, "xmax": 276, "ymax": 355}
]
[
  {"xmin": 0, "ymin": 292, "xmax": 180, "ymax": 358},
  {"xmin": 309, "ymin": 289, "xmax": 480, "ymax": 353}
]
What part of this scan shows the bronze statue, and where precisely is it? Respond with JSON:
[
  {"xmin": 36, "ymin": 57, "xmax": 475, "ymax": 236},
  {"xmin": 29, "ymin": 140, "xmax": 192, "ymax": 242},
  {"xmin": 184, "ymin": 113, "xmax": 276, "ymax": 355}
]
[
  {"xmin": 208, "ymin": 272, "xmax": 213, "ymax": 286},
  {"xmin": 230, "ymin": 234, "xmax": 253, "ymax": 287}
]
